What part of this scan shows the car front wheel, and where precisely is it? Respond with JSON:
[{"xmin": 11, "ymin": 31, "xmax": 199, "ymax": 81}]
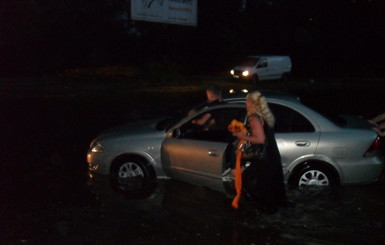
[
  {"xmin": 110, "ymin": 157, "xmax": 155, "ymax": 196},
  {"xmin": 251, "ymin": 75, "xmax": 259, "ymax": 84}
]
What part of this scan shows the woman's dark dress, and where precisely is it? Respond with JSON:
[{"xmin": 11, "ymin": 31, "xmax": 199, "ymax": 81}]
[{"xmin": 242, "ymin": 115, "xmax": 288, "ymax": 213}]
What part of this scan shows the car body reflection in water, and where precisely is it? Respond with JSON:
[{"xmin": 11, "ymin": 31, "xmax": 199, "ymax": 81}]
[{"xmin": 89, "ymin": 173, "xmax": 385, "ymax": 244}]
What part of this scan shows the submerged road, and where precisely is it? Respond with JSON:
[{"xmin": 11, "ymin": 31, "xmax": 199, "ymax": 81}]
[{"xmin": 1, "ymin": 82, "xmax": 385, "ymax": 244}]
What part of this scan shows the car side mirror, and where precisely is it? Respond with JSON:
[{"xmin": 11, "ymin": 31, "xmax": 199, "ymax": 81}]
[{"xmin": 173, "ymin": 128, "xmax": 181, "ymax": 138}]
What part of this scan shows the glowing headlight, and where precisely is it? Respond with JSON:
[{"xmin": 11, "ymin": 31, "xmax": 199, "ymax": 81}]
[
  {"xmin": 230, "ymin": 70, "xmax": 234, "ymax": 75},
  {"xmin": 242, "ymin": 70, "xmax": 249, "ymax": 77},
  {"xmin": 90, "ymin": 142, "xmax": 104, "ymax": 153}
]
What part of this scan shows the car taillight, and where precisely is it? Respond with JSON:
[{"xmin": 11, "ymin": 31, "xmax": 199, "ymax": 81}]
[{"xmin": 364, "ymin": 137, "xmax": 381, "ymax": 157}]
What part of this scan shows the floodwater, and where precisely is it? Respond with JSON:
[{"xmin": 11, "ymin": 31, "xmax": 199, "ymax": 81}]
[{"xmin": 1, "ymin": 82, "xmax": 385, "ymax": 244}]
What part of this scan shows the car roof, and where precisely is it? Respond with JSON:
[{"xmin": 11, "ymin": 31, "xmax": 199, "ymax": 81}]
[
  {"xmin": 191, "ymin": 90, "xmax": 301, "ymax": 113},
  {"xmin": 222, "ymin": 90, "xmax": 301, "ymax": 104},
  {"xmin": 247, "ymin": 55, "xmax": 289, "ymax": 59}
]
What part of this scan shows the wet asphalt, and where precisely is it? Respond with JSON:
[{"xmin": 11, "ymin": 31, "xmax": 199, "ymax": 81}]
[{"xmin": 1, "ymin": 80, "xmax": 385, "ymax": 244}]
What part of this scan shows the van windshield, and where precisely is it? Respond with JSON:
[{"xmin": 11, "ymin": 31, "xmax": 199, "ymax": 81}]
[{"xmin": 241, "ymin": 57, "xmax": 260, "ymax": 66}]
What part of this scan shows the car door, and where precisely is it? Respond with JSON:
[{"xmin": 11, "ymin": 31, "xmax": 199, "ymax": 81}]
[
  {"xmin": 255, "ymin": 57, "xmax": 270, "ymax": 80},
  {"xmin": 161, "ymin": 106, "xmax": 246, "ymax": 193},
  {"xmin": 269, "ymin": 103, "xmax": 320, "ymax": 172}
]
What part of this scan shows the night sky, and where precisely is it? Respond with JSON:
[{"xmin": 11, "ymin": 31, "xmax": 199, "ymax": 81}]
[{"xmin": 1, "ymin": 0, "xmax": 384, "ymax": 78}]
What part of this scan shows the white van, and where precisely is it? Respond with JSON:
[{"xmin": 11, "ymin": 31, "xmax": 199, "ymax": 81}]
[{"xmin": 230, "ymin": 55, "xmax": 292, "ymax": 83}]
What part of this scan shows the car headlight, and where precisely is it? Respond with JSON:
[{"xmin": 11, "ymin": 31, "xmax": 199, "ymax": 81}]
[
  {"xmin": 230, "ymin": 69, "xmax": 234, "ymax": 75},
  {"xmin": 90, "ymin": 141, "xmax": 104, "ymax": 153},
  {"xmin": 242, "ymin": 70, "xmax": 249, "ymax": 77}
]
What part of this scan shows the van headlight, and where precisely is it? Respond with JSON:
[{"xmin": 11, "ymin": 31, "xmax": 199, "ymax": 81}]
[
  {"xmin": 242, "ymin": 70, "xmax": 249, "ymax": 77},
  {"xmin": 90, "ymin": 142, "xmax": 104, "ymax": 153},
  {"xmin": 230, "ymin": 69, "xmax": 234, "ymax": 75}
]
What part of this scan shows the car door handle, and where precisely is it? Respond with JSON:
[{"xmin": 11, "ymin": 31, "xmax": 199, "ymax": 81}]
[
  {"xmin": 208, "ymin": 150, "xmax": 218, "ymax": 157},
  {"xmin": 295, "ymin": 141, "xmax": 310, "ymax": 147}
]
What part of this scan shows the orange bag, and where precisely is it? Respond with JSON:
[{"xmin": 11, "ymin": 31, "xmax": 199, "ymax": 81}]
[{"xmin": 227, "ymin": 119, "xmax": 248, "ymax": 209}]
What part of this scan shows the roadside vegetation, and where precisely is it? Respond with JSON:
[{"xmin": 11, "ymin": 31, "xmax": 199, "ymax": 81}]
[{"xmin": 1, "ymin": 64, "xmax": 384, "ymax": 97}]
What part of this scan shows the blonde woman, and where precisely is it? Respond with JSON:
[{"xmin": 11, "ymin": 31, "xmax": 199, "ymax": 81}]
[{"xmin": 233, "ymin": 91, "xmax": 288, "ymax": 214}]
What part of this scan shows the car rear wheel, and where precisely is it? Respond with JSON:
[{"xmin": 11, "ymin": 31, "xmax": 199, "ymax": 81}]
[
  {"xmin": 281, "ymin": 73, "xmax": 289, "ymax": 82},
  {"xmin": 251, "ymin": 75, "xmax": 259, "ymax": 84},
  {"xmin": 289, "ymin": 164, "xmax": 338, "ymax": 188},
  {"xmin": 110, "ymin": 157, "xmax": 155, "ymax": 197}
]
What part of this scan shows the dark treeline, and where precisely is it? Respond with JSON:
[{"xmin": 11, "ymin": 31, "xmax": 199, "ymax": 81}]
[{"xmin": 1, "ymin": 0, "xmax": 384, "ymax": 78}]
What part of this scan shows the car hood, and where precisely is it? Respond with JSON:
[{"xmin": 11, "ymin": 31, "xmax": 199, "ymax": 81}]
[
  {"xmin": 233, "ymin": 65, "xmax": 252, "ymax": 70},
  {"xmin": 96, "ymin": 119, "xmax": 166, "ymax": 141}
]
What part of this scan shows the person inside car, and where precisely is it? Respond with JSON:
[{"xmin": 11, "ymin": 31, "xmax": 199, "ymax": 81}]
[{"xmin": 190, "ymin": 84, "xmax": 224, "ymax": 130}]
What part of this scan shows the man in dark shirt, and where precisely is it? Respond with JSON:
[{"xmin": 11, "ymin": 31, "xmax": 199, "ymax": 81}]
[{"xmin": 190, "ymin": 84, "xmax": 224, "ymax": 128}]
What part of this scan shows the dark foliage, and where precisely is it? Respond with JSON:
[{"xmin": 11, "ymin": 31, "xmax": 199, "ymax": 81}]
[{"xmin": 0, "ymin": 0, "xmax": 384, "ymax": 78}]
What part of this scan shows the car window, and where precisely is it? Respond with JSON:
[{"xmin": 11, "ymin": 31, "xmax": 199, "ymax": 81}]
[
  {"xmin": 178, "ymin": 107, "xmax": 246, "ymax": 142},
  {"xmin": 269, "ymin": 103, "xmax": 315, "ymax": 133},
  {"xmin": 257, "ymin": 58, "xmax": 267, "ymax": 68}
]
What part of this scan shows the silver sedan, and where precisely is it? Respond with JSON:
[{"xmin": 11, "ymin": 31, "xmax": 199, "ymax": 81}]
[{"xmin": 87, "ymin": 92, "xmax": 384, "ymax": 196}]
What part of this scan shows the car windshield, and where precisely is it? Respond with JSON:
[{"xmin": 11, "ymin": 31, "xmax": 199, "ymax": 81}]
[
  {"xmin": 156, "ymin": 115, "xmax": 185, "ymax": 131},
  {"xmin": 156, "ymin": 99, "xmax": 217, "ymax": 132},
  {"xmin": 240, "ymin": 57, "xmax": 260, "ymax": 66}
]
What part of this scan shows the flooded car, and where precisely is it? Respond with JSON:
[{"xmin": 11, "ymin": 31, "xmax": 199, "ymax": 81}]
[{"xmin": 87, "ymin": 91, "xmax": 384, "ymax": 196}]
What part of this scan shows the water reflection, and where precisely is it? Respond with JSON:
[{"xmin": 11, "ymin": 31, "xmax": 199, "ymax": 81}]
[
  {"xmin": 2, "ymin": 86, "xmax": 385, "ymax": 243},
  {"xmin": 90, "ymin": 177, "xmax": 385, "ymax": 244}
]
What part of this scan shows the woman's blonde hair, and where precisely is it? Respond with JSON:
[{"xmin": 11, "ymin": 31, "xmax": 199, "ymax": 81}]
[{"xmin": 246, "ymin": 91, "xmax": 275, "ymax": 127}]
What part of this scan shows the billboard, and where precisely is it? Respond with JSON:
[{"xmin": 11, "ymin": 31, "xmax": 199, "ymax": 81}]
[{"xmin": 131, "ymin": 0, "xmax": 197, "ymax": 26}]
